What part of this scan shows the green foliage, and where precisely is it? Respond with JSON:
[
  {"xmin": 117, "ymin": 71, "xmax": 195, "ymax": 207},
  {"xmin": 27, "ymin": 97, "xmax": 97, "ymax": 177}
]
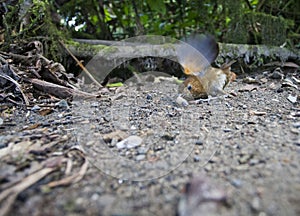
[
  {"xmin": 146, "ymin": 0, "xmax": 166, "ymax": 15},
  {"xmin": 2, "ymin": 0, "xmax": 299, "ymax": 47},
  {"xmin": 6, "ymin": 0, "xmax": 49, "ymax": 38},
  {"xmin": 106, "ymin": 82, "xmax": 124, "ymax": 87},
  {"xmin": 55, "ymin": 0, "xmax": 299, "ymax": 46},
  {"xmin": 2, "ymin": 0, "xmax": 69, "ymax": 61}
]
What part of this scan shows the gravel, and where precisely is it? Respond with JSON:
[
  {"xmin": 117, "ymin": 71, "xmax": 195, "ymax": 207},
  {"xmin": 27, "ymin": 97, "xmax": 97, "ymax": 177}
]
[{"xmin": 1, "ymin": 70, "xmax": 300, "ymax": 216}]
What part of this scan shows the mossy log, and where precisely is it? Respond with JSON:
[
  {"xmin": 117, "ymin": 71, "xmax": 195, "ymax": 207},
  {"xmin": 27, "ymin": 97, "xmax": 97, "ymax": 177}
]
[
  {"xmin": 66, "ymin": 39, "xmax": 299, "ymax": 81},
  {"xmin": 69, "ymin": 39, "xmax": 300, "ymax": 63}
]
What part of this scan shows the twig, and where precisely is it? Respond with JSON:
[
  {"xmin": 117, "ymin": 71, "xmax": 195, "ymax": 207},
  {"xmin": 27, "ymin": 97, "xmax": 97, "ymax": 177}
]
[
  {"xmin": 0, "ymin": 51, "xmax": 37, "ymax": 64},
  {"xmin": 257, "ymin": 0, "xmax": 266, "ymax": 11},
  {"xmin": 243, "ymin": 0, "xmax": 252, "ymax": 10},
  {"xmin": 59, "ymin": 40, "xmax": 103, "ymax": 88},
  {"xmin": 46, "ymin": 158, "xmax": 88, "ymax": 187},
  {"xmin": 0, "ymin": 72, "xmax": 29, "ymax": 106},
  {"xmin": 26, "ymin": 78, "xmax": 98, "ymax": 99},
  {"xmin": 131, "ymin": 0, "xmax": 144, "ymax": 35},
  {"xmin": 0, "ymin": 167, "xmax": 56, "ymax": 216}
]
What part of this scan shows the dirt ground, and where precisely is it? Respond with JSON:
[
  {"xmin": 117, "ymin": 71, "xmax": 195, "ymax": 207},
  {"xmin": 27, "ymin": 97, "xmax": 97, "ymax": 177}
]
[{"xmin": 0, "ymin": 68, "xmax": 299, "ymax": 216}]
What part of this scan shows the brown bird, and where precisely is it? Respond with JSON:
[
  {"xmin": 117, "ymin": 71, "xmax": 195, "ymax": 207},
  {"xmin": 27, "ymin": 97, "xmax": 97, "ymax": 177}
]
[{"xmin": 177, "ymin": 34, "xmax": 236, "ymax": 100}]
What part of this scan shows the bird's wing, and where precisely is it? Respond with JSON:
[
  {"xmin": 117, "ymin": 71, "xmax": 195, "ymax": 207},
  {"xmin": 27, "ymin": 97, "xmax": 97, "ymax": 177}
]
[{"xmin": 177, "ymin": 34, "xmax": 219, "ymax": 77}]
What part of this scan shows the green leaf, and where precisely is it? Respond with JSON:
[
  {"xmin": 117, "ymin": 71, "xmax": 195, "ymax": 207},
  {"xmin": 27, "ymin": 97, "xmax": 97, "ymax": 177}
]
[
  {"xmin": 176, "ymin": 79, "xmax": 183, "ymax": 84},
  {"xmin": 250, "ymin": 0, "xmax": 259, "ymax": 6},
  {"xmin": 106, "ymin": 82, "xmax": 124, "ymax": 87},
  {"xmin": 226, "ymin": 16, "xmax": 231, "ymax": 25},
  {"xmin": 90, "ymin": 15, "xmax": 98, "ymax": 25},
  {"xmin": 146, "ymin": 0, "xmax": 166, "ymax": 15},
  {"xmin": 104, "ymin": 9, "xmax": 112, "ymax": 22}
]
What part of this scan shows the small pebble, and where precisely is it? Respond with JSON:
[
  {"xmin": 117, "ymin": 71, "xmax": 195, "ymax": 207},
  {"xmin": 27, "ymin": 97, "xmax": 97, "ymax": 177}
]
[
  {"xmin": 249, "ymin": 159, "xmax": 259, "ymax": 166},
  {"xmin": 260, "ymin": 77, "xmax": 268, "ymax": 83},
  {"xmin": 195, "ymin": 140, "xmax": 203, "ymax": 145},
  {"xmin": 230, "ymin": 178, "xmax": 243, "ymax": 188},
  {"xmin": 162, "ymin": 133, "xmax": 174, "ymax": 141},
  {"xmin": 193, "ymin": 155, "xmax": 200, "ymax": 162},
  {"xmin": 223, "ymin": 128, "xmax": 232, "ymax": 132},
  {"xmin": 136, "ymin": 154, "xmax": 146, "ymax": 161},
  {"xmin": 293, "ymin": 140, "xmax": 300, "ymax": 146},
  {"xmin": 287, "ymin": 95, "xmax": 297, "ymax": 103},
  {"xmin": 31, "ymin": 105, "xmax": 41, "ymax": 111},
  {"xmin": 154, "ymin": 145, "xmax": 164, "ymax": 151},
  {"xmin": 137, "ymin": 146, "xmax": 149, "ymax": 154},
  {"xmin": 146, "ymin": 93, "xmax": 152, "ymax": 100},
  {"xmin": 55, "ymin": 99, "xmax": 69, "ymax": 110},
  {"xmin": 176, "ymin": 95, "xmax": 189, "ymax": 107},
  {"xmin": 91, "ymin": 102, "xmax": 99, "ymax": 107},
  {"xmin": 292, "ymin": 122, "xmax": 300, "ymax": 128},
  {"xmin": 239, "ymin": 155, "xmax": 251, "ymax": 164},
  {"xmin": 234, "ymin": 164, "xmax": 249, "ymax": 171},
  {"xmin": 116, "ymin": 135, "xmax": 143, "ymax": 149},
  {"xmin": 204, "ymin": 164, "xmax": 212, "ymax": 171},
  {"xmin": 109, "ymin": 138, "xmax": 118, "ymax": 147},
  {"xmin": 103, "ymin": 115, "xmax": 111, "ymax": 122},
  {"xmin": 130, "ymin": 125, "xmax": 137, "ymax": 130},
  {"xmin": 251, "ymin": 197, "xmax": 261, "ymax": 211},
  {"xmin": 243, "ymin": 77, "xmax": 258, "ymax": 84}
]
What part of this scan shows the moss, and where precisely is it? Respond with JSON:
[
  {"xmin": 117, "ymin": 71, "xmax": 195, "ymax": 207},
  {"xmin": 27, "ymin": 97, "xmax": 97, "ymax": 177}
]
[
  {"xmin": 2, "ymin": 0, "xmax": 70, "ymax": 62},
  {"xmin": 65, "ymin": 40, "xmax": 111, "ymax": 56},
  {"xmin": 161, "ymin": 43, "xmax": 176, "ymax": 50},
  {"xmin": 252, "ymin": 12, "xmax": 290, "ymax": 45},
  {"xmin": 225, "ymin": 11, "xmax": 291, "ymax": 46},
  {"xmin": 101, "ymin": 45, "xmax": 119, "ymax": 55}
]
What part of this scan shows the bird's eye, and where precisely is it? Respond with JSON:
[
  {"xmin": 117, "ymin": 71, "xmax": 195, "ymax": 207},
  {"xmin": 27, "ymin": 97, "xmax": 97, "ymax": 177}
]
[{"xmin": 187, "ymin": 84, "xmax": 192, "ymax": 91}]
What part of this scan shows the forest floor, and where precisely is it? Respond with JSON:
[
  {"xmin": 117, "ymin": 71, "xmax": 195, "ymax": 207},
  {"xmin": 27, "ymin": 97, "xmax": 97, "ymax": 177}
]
[{"xmin": 1, "ymin": 68, "xmax": 299, "ymax": 216}]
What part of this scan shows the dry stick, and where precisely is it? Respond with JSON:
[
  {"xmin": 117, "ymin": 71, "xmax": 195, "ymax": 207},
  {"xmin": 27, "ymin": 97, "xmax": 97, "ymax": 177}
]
[
  {"xmin": 59, "ymin": 40, "xmax": 103, "ymax": 88},
  {"xmin": 0, "ymin": 167, "xmax": 56, "ymax": 216},
  {"xmin": 46, "ymin": 158, "xmax": 88, "ymax": 188},
  {"xmin": 27, "ymin": 78, "xmax": 97, "ymax": 99},
  {"xmin": 0, "ymin": 72, "xmax": 29, "ymax": 106}
]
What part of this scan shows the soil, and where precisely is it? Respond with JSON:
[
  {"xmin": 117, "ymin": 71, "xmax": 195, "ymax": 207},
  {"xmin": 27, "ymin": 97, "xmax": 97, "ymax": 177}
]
[{"xmin": 1, "ymin": 69, "xmax": 299, "ymax": 216}]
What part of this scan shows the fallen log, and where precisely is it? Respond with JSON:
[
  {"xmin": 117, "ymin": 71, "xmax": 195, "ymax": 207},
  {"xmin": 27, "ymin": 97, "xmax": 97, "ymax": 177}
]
[
  {"xmin": 68, "ymin": 38, "xmax": 300, "ymax": 64},
  {"xmin": 26, "ymin": 78, "xmax": 98, "ymax": 99},
  {"xmin": 66, "ymin": 38, "xmax": 300, "ymax": 81}
]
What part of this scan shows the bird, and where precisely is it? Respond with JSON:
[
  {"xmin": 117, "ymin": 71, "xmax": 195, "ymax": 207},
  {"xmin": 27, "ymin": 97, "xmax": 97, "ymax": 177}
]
[{"xmin": 177, "ymin": 34, "xmax": 236, "ymax": 100}]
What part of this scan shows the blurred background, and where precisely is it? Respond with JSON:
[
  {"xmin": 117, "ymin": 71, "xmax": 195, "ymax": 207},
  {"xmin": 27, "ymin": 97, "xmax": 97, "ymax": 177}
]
[
  {"xmin": 1, "ymin": 0, "xmax": 299, "ymax": 78},
  {"xmin": 1, "ymin": 0, "xmax": 299, "ymax": 46}
]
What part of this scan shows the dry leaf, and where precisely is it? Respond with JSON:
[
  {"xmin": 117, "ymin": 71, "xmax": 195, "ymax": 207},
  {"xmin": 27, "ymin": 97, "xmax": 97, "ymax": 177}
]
[
  {"xmin": 38, "ymin": 108, "xmax": 53, "ymax": 116},
  {"xmin": 238, "ymin": 84, "xmax": 258, "ymax": 92},
  {"xmin": 22, "ymin": 123, "xmax": 41, "ymax": 130}
]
